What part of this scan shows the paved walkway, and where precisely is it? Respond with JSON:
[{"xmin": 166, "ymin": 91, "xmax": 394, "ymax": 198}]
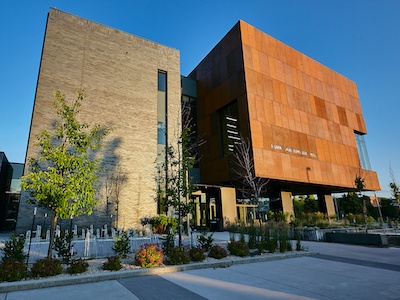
[{"xmin": 1, "ymin": 233, "xmax": 400, "ymax": 299}]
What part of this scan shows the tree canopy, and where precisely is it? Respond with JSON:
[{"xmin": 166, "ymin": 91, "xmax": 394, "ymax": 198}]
[{"xmin": 21, "ymin": 90, "xmax": 110, "ymax": 257}]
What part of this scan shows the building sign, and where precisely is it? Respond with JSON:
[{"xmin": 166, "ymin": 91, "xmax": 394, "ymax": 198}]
[{"xmin": 270, "ymin": 144, "xmax": 317, "ymax": 158}]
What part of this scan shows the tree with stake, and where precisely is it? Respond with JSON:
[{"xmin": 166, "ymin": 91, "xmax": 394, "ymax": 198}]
[
  {"xmin": 231, "ymin": 136, "xmax": 269, "ymax": 225},
  {"xmin": 159, "ymin": 108, "xmax": 199, "ymax": 246},
  {"xmin": 21, "ymin": 90, "xmax": 110, "ymax": 258}
]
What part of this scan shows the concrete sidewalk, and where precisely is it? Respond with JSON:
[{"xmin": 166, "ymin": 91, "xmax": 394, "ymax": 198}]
[{"xmin": 1, "ymin": 233, "xmax": 400, "ymax": 299}]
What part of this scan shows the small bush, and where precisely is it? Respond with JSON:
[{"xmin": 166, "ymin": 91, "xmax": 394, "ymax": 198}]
[
  {"xmin": 208, "ymin": 245, "xmax": 227, "ymax": 259},
  {"xmin": 67, "ymin": 258, "xmax": 89, "ymax": 274},
  {"xmin": 53, "ymin": 231, "xmax": 74, "ymax": 263},
  {"xmin": 296, "ymin": 232, "xmax": 302, "ymax": 251},
  {"xmin": 189, "ymin": 247, "xmax": 205, "ymax": 262},
  {"xmin": 31, "ymin": 258, "xmax": 62, "ymax": 278},
  {"xmin": 279, "ymin": 230, "xmax": 292, "ymax": 253},
  {"xmin": 167, "ymin": 246, "xmax": 191, "ymax": 265},
  {"xmin": 0, "ymin": 259, "xmax": 27, "ymax": 282},
  {"xmin": 135, "ymin": 244, "xmax": 164, "ymax": 268},
  {"xmin": 113, "ymin": 231, "xmax": 131, "ymax": 258},
  {"xmin": 286, "ymin": 240, "xmax": 293, "ymax": 252},
  {"xmin": 148, "ymin": 214, "xmax": 178, "ymax": 234},
  {"xmin": 228, "ymin": 241, "xmax": 249, "ymax": 257},
  {"xmin": 162, "ymin": 231, "xmax": 175, "ymax": 256},
  {"xmin": 197, "ymin": 231, "xmax": 214, "ymax": 252},
  {"xmin": 268, "ymin": 233, "xmax": 278, "ymax": 253},
  {"xmin": 1, "ymin": 235, "xmax": 26, "ymax": 263},
  {"xmin": 103, "ymin": 256, "xmax": 122, "ymax": 271},
  {"xmin": 247, "ymin": 226, "xmax": 257, "ymax": 249}
]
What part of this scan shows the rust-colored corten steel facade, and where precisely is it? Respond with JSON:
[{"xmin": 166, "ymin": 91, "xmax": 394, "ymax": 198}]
[{"xmin": 189, "ymin": 20, "xmax": 379, "ymax": 212}]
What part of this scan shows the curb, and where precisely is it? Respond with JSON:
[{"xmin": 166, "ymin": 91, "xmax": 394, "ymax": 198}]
[{"xmin": 0, "ymin": 251, "xmax": 317, "ymax": 293}]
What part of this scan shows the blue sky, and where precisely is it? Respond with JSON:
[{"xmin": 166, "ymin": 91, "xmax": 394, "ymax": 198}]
[{"xmin": 1, "ymin": 0, "xmax": 399, "ymax": 197}]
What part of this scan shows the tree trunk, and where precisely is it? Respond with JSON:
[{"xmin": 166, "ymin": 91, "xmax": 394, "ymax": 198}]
[{"xmin": 48, "ymin": 213, "xmax": 58, "ymax": 259}]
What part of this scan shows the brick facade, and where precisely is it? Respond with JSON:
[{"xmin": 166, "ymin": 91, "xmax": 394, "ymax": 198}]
[{"xmin": 16, "ymin": 9, "xmax": 181, "ymax": 232}]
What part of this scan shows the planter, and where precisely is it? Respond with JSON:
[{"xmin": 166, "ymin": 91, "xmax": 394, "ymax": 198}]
[{"xmin": 325, "ymin": 232, "xmax": 388, "ymax": 246}]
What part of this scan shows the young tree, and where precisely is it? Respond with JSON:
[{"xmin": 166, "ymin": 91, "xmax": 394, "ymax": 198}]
[
  {"xmin": 354, "ymin": 175, "xmax": 368, "ymax": 227},
  {"xmin": 21, "ymin": 90, "xmax": 110, "ymax": 258},
  {"xmin": 158, "ymin": 108, "xmax": 199, "ymax": 246},
  {"xmin": 303, "ymin": 195, "xmax": 319, "ymax": 213},
  {"xmin": 231, "ymin": 136, "xmax": 269, "ymax": 224},
  {"xmin": 339, "ymin": 192, "xmax": 363, "ymax": 215},
  {"xmin": 108, "ymin": 164, "xmax": 127, "ymax": 228},
  {"xmin": 389, "ymin": 166, "xmax": 400, "ymax": 207}
]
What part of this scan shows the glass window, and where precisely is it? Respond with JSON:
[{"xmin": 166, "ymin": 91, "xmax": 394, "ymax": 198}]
[
  {"xmin": 158, "ymin": 72, "xmax": 167, "ymax": 92},
  {"xmin": 220, "ymin": 101, "xmax": 240, "ymax": 156},
  {"xmin": 157, "ymin": 122, "xmax": 166, "ymax": 145},
  {"xmin": 158, "ymin": 71, "xmax": 167, "ymax": 146},
  {"xmin": 355, "ymin": 132, "xmax": 371, "ymax": 170}
]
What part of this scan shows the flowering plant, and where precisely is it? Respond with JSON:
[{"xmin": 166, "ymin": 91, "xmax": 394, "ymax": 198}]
[{"xmin": 135, "ymin": 244, "xmax": 164, "ymax": 268}]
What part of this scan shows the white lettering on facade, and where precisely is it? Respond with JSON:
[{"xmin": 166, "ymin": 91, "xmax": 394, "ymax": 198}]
[
  {"xmin": 271, "ymin": 144, "xmax": 317, "ymax": 158},
  {"xmin": 293, "ymin": 149, "xmax": 301, "ymax": 154}
]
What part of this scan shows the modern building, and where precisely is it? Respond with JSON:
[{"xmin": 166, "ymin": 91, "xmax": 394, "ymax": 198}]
[
  {"xmin": 188, "ymin": 20, "xmax": 380, "ymax": 221},
  {"xmin": 16, "ymin": 9, "xmax": 379, "ymax": 232},
  {"xmin": 17, "ymin": 8, "xmax": 181, "ymax": 232}
]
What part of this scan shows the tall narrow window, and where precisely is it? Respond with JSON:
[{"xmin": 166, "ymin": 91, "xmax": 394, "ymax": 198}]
[
  {"xmin": 157, "ymin": 71, "xmax": 167, "ymax": 146},
  {"xmin": 220, "ymin": 101, "xmax": 240, "ymax": 156},
  {"xmin": 355, "ymin": 132, "xmax": 371, "ymax": 170},
  {"xmin": 157, "ymin": 71, "xmax": 167, "ymax": 214}
]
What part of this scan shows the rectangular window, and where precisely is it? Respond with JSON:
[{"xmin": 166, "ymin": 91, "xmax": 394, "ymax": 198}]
[
  {"xmin": 157, "ymin": 71, "xmax": 167, "ymax": 146},
  {"xmin": 355, "ymin": 132, "xmax": 371, "ymax": 170},
  {"xmin": 220, "ymin": 101, "xmax": 240, "ymax": 156},
  {"xmin": 158, "ymin": 72, "xmax": 167, "ymax": 92},
  {"xmin": 157, "ymin": 122, "xmax": 166, "ymax": 145}
]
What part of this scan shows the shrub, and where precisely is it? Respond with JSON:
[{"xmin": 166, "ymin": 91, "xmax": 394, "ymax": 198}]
[
  {"xmin": 286, "ymin": 240, "xmax": 293, "ymax": 252},
  {"xmin": 167, "ymin": 246, "xmax": 191, "ymax": 265},
  {"xmin": 197, "ymin": 231, "xmax": 214, "ymax": 252},
  {"xmin": 148, "ymin": 214, "xmax": 178, "ymax": 234},
  {"xmin": 189, "ymin": 247, "xmax": 205, "ymax": 262},
  {"xmin": 228, "ymin": 241, "xmax": 249, "ymax": 257},
  {"xmin": 279, "ymin": 232, "xmax": 288, "ymax": 253},
  {"xmin": 53, "ymin": 231, "xmax": 74, "ymax": 263},
  {"xmin": 268, "ymin": 232, "xmax": 278, "ymax": 253},
  {"xmin": 1, "ymin": 235, "xmax": 26, "ymax": 263},
  {"xmin": 257, "ymin": 228, "xmax": 270, "ymax": 253},
  {"xmin": 161, "ymin": 231, "xmax": 175, "ymax": 256},
  {"xmin": 103, "ymin": 256, "xmax": 122, "ymax": 271},
  {"xmin": 296, "ymin": 232, "xmax": 302, "ymax": 251},
  {"xmin": 67, "ymin": 258, "xmax": 89, "ymax": 274},
  {"xmin": 135, "ymin": 244, "xmax": 164, "ymax": 268},
  {"xmin": 31, "ymin": 258, "xmax": 62, "ymax": 278},
  {"xmin": 247, "ymin": 226, "xmax": 257, "ymax": 249},
  {"xmin": 0, "ymin": 259, "xmax": 27, "ymax": 282},
  {"xmin": 208, "ymin": 245, "xmax": 227, "ymax": 259},
  {"xmin": 113, "ymin": 231, "xmax": 131, "ymax": 258}
]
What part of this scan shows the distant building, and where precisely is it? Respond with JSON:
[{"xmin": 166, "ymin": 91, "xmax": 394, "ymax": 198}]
[
  {"xmin": 0, "ymin": 152, "xmax": 23, "ymax": 231},
  {"xmin": 16, "ymin": 9, "xmax": 380, "ymax": 232}
]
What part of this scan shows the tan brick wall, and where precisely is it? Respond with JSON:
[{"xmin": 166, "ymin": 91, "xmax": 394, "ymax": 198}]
[{"xmin": 17, "ymin": 9, "xmax": 180, "ymax": 232}]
